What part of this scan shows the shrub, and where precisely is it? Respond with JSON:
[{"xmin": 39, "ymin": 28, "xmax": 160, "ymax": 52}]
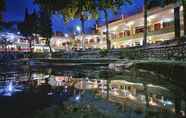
[
  {"xmin": 120, "ymin": 48, "xmax": 137, "ymax": 60},
  {"xmin": 99, "ymin": 49, "xmax": 109, "ymax": 57}
]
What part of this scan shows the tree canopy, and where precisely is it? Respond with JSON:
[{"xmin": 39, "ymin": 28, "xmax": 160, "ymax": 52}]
[
  {"xmin": 18, "ymin": 9, "xmax": 39, "ymax": 37},
  {"xmin": 37, "ymin": 11, "xmax": 52, "ymax": 39},
  {"xmin": 0, "ymin": 0, "xmax": 5, "ymax": 29},
  {"xmin": 0, "ymin": 0, "xmax": 5, "ymax": 15},
  {"xmin": 35, "ymin": 0, "xmax": 132, "ymax": 23}
]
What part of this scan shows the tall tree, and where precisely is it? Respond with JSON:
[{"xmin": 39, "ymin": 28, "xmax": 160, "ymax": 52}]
[
  {"xmin": 174, "ymin": 0, "xmax": 181, "ymax": 40},
  {"xmin": 0, "ymin": 0, "xmax": 5, "ymax": 30},
  {"xmin": 143, "ymin": 0, "xmax": 163, "ymax": 46},
  {"xmin": 97, "ymin": 0, "xmax": 132, "ymax": 49},
  {"xmin": 71, "ymin": 0, "xmax": 132, "ymax": 49},
  {"xmin": 18, "ymin": 9, "xmax": 39, "ymax": 57},
  {"xmin": 0, "ymin": 0, "xmax": 4, "ymax": 20},
  {"xmin": 37, "ymin": 11, "xmax": 53, "ymax": 55},
  {"xmin": 144, "ymin": 0, "xmax": 148, "ymax": 47},
  {"xmin": 34, "ymin": 0, "xmax": 67, "ymax": 54}
]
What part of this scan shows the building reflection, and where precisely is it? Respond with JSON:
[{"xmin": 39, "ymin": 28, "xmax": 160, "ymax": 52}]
[
  {"xmin": 42, "ymin": 75, "xmax": 181, "ymax": 115},
  {"xmin": 31, "ymin": 72, "xmax": 186, "ymax": 117},
  {"xmin": 1, "ymin": 72, "xmax": 185, "ymax": 117}
]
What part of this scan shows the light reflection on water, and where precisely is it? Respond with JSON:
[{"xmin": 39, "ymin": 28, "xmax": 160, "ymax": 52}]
[
  {"xmin": 0, "ymin": 66, "xmax": 185, "ymax": 118},
  {"xmin": 0, "ymin": 80, "xmax": 24, "ymax": 96},
  {"xmin": 47, "ymin": 76, "xmax": 176, "ymax": 113}
]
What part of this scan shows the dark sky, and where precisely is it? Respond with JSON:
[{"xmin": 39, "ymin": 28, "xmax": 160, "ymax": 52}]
[{"xmin": 3, "ymin": 0, "xmax": 144, "ymax": 33}]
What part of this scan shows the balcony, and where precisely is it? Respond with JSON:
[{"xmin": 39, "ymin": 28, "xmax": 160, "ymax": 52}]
[{"xmin": 114, "ymin": 25, "xmax": 177, "ymax": 43}]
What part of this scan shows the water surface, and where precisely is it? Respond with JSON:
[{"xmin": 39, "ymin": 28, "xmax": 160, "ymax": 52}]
[{"xmin": 0, "ymin": 64, "xmax": 185, "ymax": 118}]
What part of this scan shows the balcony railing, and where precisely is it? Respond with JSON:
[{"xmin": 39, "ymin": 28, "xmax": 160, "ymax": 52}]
[{"xmin": 114, "ymin": 25, "xmax": 176, "ymax": 43}]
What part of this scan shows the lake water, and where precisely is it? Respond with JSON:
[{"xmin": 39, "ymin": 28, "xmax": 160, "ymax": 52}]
[{"xmin": 0, "ymin": 64, "xmax": 185, "ymax": 118}]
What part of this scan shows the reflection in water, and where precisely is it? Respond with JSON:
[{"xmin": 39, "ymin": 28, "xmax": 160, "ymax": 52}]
[
  {"xmin": 30, "ymin": 72, "xmax": 185, "ymax": 117},
  {"xmin": 0, "ymin": 66, "xmax": 186, "ymax": 118},
  {"xmin": 0, "ymin": 80, "xmax": 24, "ymax": 96},
  {"xmin": 73, "ymin": 79, "xmax": 175, "ymax": 113}
]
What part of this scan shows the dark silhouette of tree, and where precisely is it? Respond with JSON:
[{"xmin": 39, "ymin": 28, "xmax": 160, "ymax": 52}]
[
  {"xmin": 174, "ymin": 0, "xmax": 181, "ymax": 40},
  {"xmin": 18, "ymin": 9, "xmax": 39, "ymax": 57},
  {"xmin": 0, "ymin": 0, "xmax": 4, "ymax": 20},
  {"xmin": 37, "ymin": 11, "xmax": 53, "ymax": 55},
  {"xmin": 0, "ymin": 0, "xmax": 5, "ymax": 30},
  {"xmin": 143, "ymin": 0, "xmax": 148, "ymax": 47}
]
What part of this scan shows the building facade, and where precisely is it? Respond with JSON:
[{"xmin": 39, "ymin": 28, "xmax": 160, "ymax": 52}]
[
  {"xmin": 93, "ymin": 3, "xmax": 184, "ymax": 49},
  {"xmin": 0, "ymin": 32, "xmax": 49, "ymax": 53}
]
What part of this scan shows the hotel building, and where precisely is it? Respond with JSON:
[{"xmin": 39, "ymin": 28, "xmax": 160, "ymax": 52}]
[
  {"xmin": 0, "ymin": 32, "xmax": 49, "ymax": 52},
  {"xmin": 84, "ymin": 3, "xmax": 184, "ymax": 49}
]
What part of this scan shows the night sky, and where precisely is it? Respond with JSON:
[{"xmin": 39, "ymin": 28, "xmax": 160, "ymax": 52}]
[{"xmin": 2, "ymin": 0, "xmax": 144, "ymax": 33}]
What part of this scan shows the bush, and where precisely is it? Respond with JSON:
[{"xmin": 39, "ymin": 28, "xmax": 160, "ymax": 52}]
[
  {"xmin": 120, "ymin": 48, "xmax": 137, "ymax": 60},
  {"xmin": 99, "ymin": 49, "xmax": 109, "ymax": 57}
]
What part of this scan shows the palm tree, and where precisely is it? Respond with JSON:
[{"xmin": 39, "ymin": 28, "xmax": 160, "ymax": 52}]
[
  {"xmin": 83, "ymin": 0, "xmax": 132, "ymax": 49},
  {"xmin": 143, "ymin": 0, "xmax": 162, "ymax": 46},
  {"xmin": 174, "ymin": 0, "xmax": 181, "ymax": 40},
  {"xmin": 144, "ymin": 0, "xmax": 148, "ymax": 46}
]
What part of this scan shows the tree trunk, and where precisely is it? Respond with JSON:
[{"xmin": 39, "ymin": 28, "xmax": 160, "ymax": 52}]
[
  {"xmin": 106, "ymin": 79, "xmax": 110, "ymax": 100},
  {"xmin": 174, "ymin": 2, "xmax": 181, "ymax": 40},
  {"xmin": 47, "ymin": 39, "xmax": 53, "ymax": 57},
  {"xmin": 29, "ymin": 37, "xmax": 32, "ymax": 58},
  {"xmin": 5, "ymin": 38, "xmax": 7, "ymax": 53},
  {"xmin": 182, "ymin": 0, "xmax": 186, "ymax": 36},
  {"xmin": 175, "ymin": 96, "xmax": 181, "ymax": 117},
  {"xmin": 143, "ymin": 0, "xmax": 148, "ymax": 47},
  {"xmin": 80, "ymin": 14, "xmax": 85, "ymax": 49},
  {"xmin": 144, "ymin": 83, "xmax": 149, "ymax": 118},
  {"xmin": 28, "ymin": 66, "xmax": 32, "ymax": 81},
  {"xmin": 104, "ymin": 9, "xmax": 111, "ymax": 49}
]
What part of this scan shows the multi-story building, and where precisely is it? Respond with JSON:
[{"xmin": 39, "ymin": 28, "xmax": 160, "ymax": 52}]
[
  {"xmin": 0, "ymin": 32, "xmax": 49, "ymax": 52},
  {"xmin": 74, "ymin": 34, "xmax": 101, "ymax": 49},
  {"xmin": 50, "ymin": 36, "xmax": 72, "ymax": 51},
  {"xmin": 92, "ymin": 3, "xmax": 184, "ymax": 49}
]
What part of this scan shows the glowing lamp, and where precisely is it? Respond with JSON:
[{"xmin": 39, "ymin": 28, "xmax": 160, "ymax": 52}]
[
  {"xmin": 76, "ymin": 26, "xmax": 81, "ymax": 32},
  {"xmin": 75, "ymin": 95, "xmax": 80, "ymax": 101}
]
